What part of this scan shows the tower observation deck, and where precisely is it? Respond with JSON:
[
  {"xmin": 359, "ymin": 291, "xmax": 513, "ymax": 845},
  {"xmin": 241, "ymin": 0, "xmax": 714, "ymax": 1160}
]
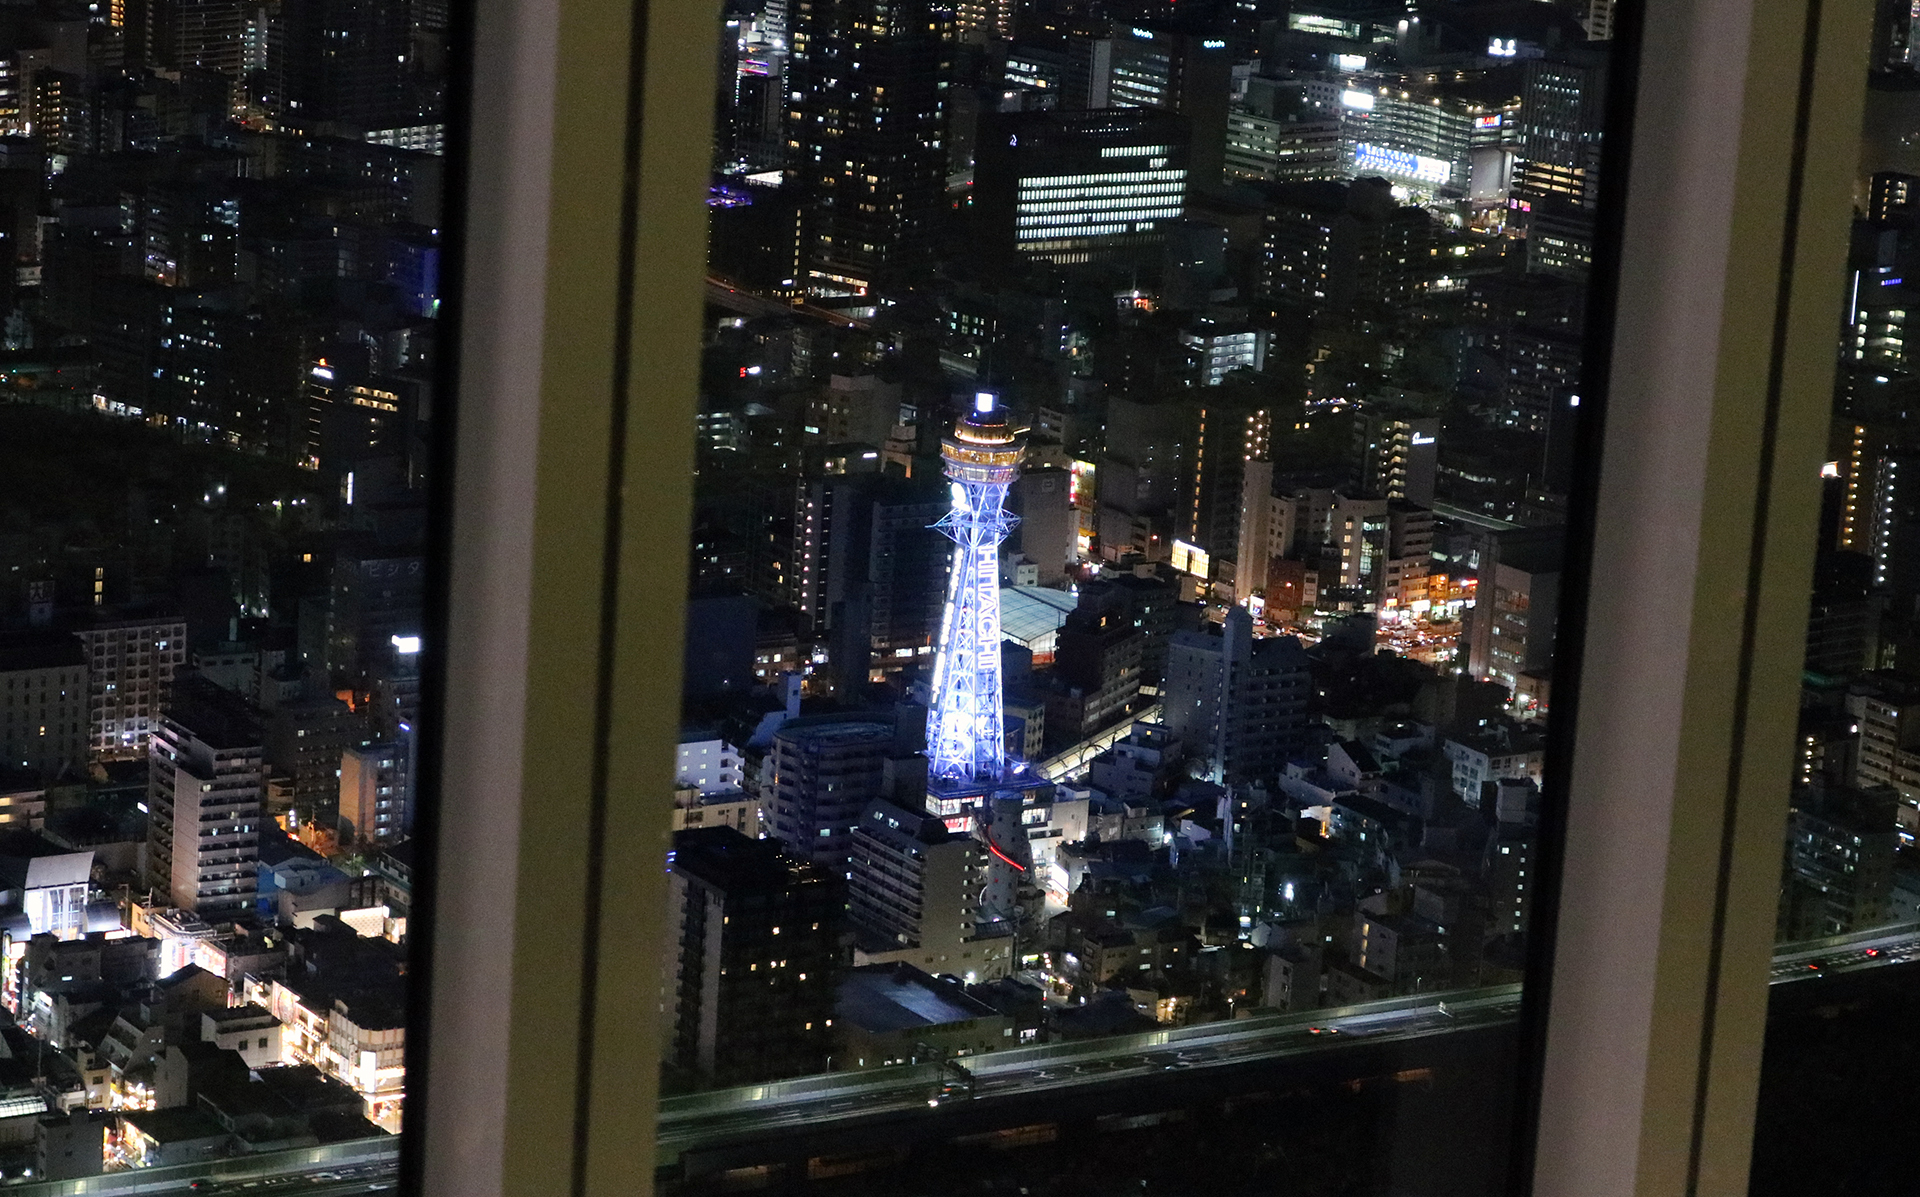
[{"xmin": 926, "ymin": 392, "xmax": 1027, "ymax": 786}]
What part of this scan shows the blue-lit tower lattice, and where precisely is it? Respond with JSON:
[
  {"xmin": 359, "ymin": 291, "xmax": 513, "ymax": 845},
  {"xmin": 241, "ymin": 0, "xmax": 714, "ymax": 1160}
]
[{"xmin": 926, "ymin": 393, "xmax": 1027, "ymax": 786}]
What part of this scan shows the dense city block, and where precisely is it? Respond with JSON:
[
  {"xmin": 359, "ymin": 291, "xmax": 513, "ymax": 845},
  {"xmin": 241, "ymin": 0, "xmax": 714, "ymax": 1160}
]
[{"xmin": 0, "ymin": 0, "xmax": 441, "ymax": 1180}]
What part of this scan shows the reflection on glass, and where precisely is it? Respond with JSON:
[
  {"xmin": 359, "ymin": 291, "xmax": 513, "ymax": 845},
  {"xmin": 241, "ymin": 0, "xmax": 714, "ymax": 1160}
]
[
  {"xmin": 669, "ymin": 0, "xmax": 1620, "ymax": 1190},
  {"xmin": 0, "ymin": 0, "xmax": 448, "ymax": 1186}
]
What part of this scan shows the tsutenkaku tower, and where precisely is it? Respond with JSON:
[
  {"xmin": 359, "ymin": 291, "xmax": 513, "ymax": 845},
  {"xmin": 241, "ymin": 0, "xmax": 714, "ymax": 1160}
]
[{"xmin": 926, "ymin": 392, "xmax": 1027, "ymax": 785}]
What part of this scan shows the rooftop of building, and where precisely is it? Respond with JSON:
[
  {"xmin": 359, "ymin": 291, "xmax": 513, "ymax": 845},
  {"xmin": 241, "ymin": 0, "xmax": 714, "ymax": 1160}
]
[
  {"xmin": 670, "ymin": 825, "xmax": 809, "ymax": 892},
  {"xmin": 257, "ymin": 830, "xmax": 325, "ymax": 870},
  {"xmin": 835, "ymin": 963, "xmax": 1000, "ymax": 1034},
  {"xmin": 772, "ymin": 715, "xmax": 896, "ymax": 746},
  {"xmin": 0, "ymin": 631, "xmax": 84, "ymax": 673},
  {"xmin": 0, "ymin": 832, "xmax": 91, "ymax": 891},
  {"xmin": 203, "ymin": 1003, "xmax": 278, "ymax": 1029},
  {"xmin": 1001, "ymin": 585, "xmax": 1079, "ymax": 648},
  {"xmin": 123, "ymin": 1105, "xmax": 228, "ymax": 1145},
  {"xmin": 163, "ymin": 674, "xmax": 263, "ymax": 750}
]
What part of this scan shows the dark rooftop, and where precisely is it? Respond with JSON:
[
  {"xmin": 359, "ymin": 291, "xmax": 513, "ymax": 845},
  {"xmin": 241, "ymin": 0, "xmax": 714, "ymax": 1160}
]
[
  {"xmin": 164, "ymin": 673, "xmax": 263, "ymax": 750},
  {"xmin": 836, "ymin": 963, "xmax": 999, "ymax": 1034},
  {"xmin": 670, "ymin": 826, "xmax": 806, "ymax": 893},
  {"xmin": 0, "ymin": 631, "xmax": 84, "ymax": 673}
]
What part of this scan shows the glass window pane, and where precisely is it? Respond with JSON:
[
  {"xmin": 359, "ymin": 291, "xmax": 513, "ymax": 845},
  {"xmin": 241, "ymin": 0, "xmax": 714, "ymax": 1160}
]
[
  {"xmin": 0, "ymin": 0, "xmax": 455, "ymax": 1187},
  {"xmin": 666, "ymin": 1, "xmax": 1628, "ymax": 1191}
]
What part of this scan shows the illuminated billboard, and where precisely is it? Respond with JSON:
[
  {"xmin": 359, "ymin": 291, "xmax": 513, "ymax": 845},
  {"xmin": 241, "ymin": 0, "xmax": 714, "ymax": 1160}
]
[
  {"xmin": 1352, "ymin": 142, "xmax": 1452, "ymax": 186},
  {"xmin": 1171, "ymin": 539, "xmax": 1211, "ymax": 578}
]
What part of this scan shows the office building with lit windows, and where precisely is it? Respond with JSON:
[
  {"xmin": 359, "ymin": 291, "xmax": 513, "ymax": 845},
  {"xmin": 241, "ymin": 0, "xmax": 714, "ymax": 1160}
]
[
  {"xmin": 0, "ymin": 634, "xmax": 86, "ymax": 781},
  {"xmin": 664, "ymin": 827, "xmax": 844, "ymax": 1087},
  {"xmin": 1163, "ymin": 607, "xmax": 1311, "ymax": 784},
  {"xmin": 974, "ymin": 108, "xmax": 1190, "ymax": 266},
  {"xmin": 847, "ymin": 797, "xmax": 1010, "ymax": 981},
  {"xmin": 1180, "ymin": 319, "xmax": 1270, "ymax": 386},
  {"xmin": 1065, "ymin": 24, "xmax": 1230, "ymax": 186},
  {"xmin": 789, "ymin": 0, "xmax": 953, "ymax": 292},
  {"xmin": 1462, "ymin": 532, "xmax": 1563, "ymax": 694},
  {"xmin": 1257, "ymin": 177, "xmax": 1429, "ymax": 316},
  {"xmin": 765, "ymin": 716, "xmax": 898, "ymax": 871},
  {"xmin": 1353, "ymin": 413, "xmax": 1440, "ymax": 506},
  {"xmin": 145, "ymin": 674, "xmax": 264, "ymax": 919},
  {"xmin": 78, "ymin": 616, "xmax": 187, "ymax": 762}
]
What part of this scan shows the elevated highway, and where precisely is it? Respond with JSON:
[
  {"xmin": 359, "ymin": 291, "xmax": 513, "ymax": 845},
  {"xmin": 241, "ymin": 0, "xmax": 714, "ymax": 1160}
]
[{"xmin": 659, "ymin": 923, "xmax": 1920, "ymax": 1182}]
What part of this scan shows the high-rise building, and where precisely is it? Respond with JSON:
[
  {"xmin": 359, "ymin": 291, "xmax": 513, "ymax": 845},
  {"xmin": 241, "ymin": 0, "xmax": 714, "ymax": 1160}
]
[
  {"xmin": 1804, "ymin": 551, "xmax": 1881, "ymax": 680},
  {"xmin": 0, "ymin": 634, "xmax": 87, "ymax": 781},
  {"xmin": 974, "ymin": 109, "xmax": 1190, "ymax": 266},
  {"xmin": 1382, "ymin": 501, "xmax": 1435, "ymax": 614},
  {"xmin": 1865, "ymin": 449, "xmax": 1920, "ymax": 593},
  {"xmin": 146, "ymin": 674, "xmax": 263, "ymax": 918},
  {"xmin": 340, "ymin": 741, "xmax": 408, "ymax": 847},
  {"xmin": 1009, "ymin": 468, "xmax": 1074, "ymax": 586},
  {"xmin": 1867, "ymin": 171, "xmax": 1920, "ymax": 223},
  {"xmin": 269, "ymin": 0, "xmax": 420, "ymax": 134},
  {"xmin": 327, "ymin": 550, "xmax": 426, "ymax": 693},
  {"xmin": 1181, "ymin": 319, "xmax": 1270, "ymax": 386},
  {"xmin": 1503, "ymin": 327, "xmax": 1586, "ymax": 433},
  {"xmin": 847, "ymin": 797, "xmax": 1010, "ymax": 980},
  {"xmin": 1326, "ymin": 494, "xmax": 1388, "ymax": 591},
  {"xmin": 1077, "ymin": 569, "xmax": 1184, "ymax": 685},
  {"xmin": 1224, "ymin": 111, "xmax": 1343, "ymax": 184},
  {"xmin": 789, "ymin": 472, "xmax": 947, "ymax": 688},
  {"xmin": 841, "ymin": 482, "xmax": 951, "ymax": 689},
  {"xmin": 1182, "ymin": 396, "xmax": 1271, "ymax": 568},
  {"xmin": 789, "ymin": 0, "xmax": 952, "ymax": 292},
  {"xmin": 1780, "ymin": 783, "xmax": 1900, "ymax": 938},
  {"xmin": 78, "ymin": 615, "xmax": 187, "ymax": 762},
  {"xmin": 926, "ymin": 394, "xmax": 1026, "ymax": 787},
  {"xmin": 1510, "ymin": 53, "xmax": 1607, "ymax": 279},
  {"xmin": 1163, "ymin": 606, "xmax": 1312, "ymax": 784},
  {"xmin": 1843, "ymin": 672, "xmax": 1920, "ymax": 837},
  {"xmin": 1353, "ymin": 413, "xmax": 1440, "ymax": 506},
  {"xmin": 953, "ymin": 0, "xmax": 1011, "ymax": 43},
  {"xmin": 764, "ymin": 716, "xmax": 896, "ymax": 869},
  {"xmin": 1066, "ymin": 24, "xmax": 1230, "ymax": 188},
  {"xmin": 1462, "ymin": 529, "xmax": 1564, "ymax": 696},
  {"xmin": 1045, "ymin": 607, "xmax": 1142, "ymax": 748},
  {"xmin": 1583, "ymin": 0, "xmax": 1616, "ymax": 40},
  {"xmin": 145, "ymin": 0, "xmax": 249, "ymax": 79},
  {"xmin": 663, "ymin": 827, "xmax": 843, "ymax": 1087},
  {"xmin": 1095, "ymin": 397, "xmax": 1189, "ymax": 561},
  {"xmin": 1258, "ymin": 177, "xmax": 1430, "ymax": 316},
  {"xmin": 264, "ymin": 696, "xmax": 365, "ymax": 827}
]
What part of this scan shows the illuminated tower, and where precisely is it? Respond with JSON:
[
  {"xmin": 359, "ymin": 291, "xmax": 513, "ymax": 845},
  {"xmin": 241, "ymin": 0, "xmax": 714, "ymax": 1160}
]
[{"xmin": 927, "ymin": 393, "xmax": 1027, "ymax": 785}]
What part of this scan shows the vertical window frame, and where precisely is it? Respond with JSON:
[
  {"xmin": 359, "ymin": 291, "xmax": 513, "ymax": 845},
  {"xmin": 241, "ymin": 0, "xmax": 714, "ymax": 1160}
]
[
  {"xmin": 418, "ymin": 0, "xmax": 717, "ymax": 1192},
  {"xmin": 1532, "ymin": 0, "xmax": 1872, "ymax": 1194}
]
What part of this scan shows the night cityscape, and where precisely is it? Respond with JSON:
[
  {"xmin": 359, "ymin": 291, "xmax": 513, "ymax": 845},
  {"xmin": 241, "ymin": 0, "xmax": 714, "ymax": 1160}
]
[
  {"xmin": 661, "ymin": 0, "xmax": 1920, "ymax": 1189},
  {"xmin": 0, "ymin": 0, "xmax": 1895, "ymax": 1191},
  {"xmin": 0, "ymin": 0, "xmax": 442, "ymax": 1184},
  {"xmin": 673, "ymin": 0, "xmax": 1607, "ymax": 1095}
]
